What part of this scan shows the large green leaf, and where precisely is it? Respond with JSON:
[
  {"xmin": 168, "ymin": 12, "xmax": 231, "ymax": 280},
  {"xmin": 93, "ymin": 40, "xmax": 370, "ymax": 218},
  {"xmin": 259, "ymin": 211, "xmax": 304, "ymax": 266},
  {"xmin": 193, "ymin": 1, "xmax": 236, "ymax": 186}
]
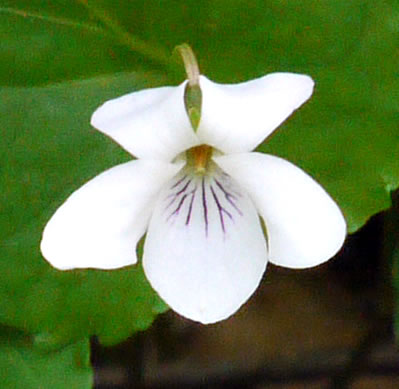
[
  {"xmin": 0, "ymin": 1, "xmax": 145, "ymax": 86},
  {"xmin": 0, "ymin": 73, "xmax": 168, "ymax": 346},
  {"xmin": 0, "ymin": 0, "xmax": 398, "ymax": 348},
  {"xmin": 0, "ymin": 327, "xmax": 92, "ymax": 388},
  {"xmin": 259, "ymin": 69, "xmax": 399, "ymax": 232}
]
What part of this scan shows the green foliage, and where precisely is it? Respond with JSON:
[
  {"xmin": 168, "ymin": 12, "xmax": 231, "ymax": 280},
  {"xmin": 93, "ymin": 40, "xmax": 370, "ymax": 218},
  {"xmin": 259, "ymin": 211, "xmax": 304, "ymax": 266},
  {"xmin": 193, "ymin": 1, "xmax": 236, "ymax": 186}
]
[
  {"xmin": 0, "ymin": 0, "xmax": 398, "ymax": 386},
  {"xmin": 0, "ymin": 326, "xmax": 92, "ymax": 388},
  {"xmin": 0, "ymin": 73, "xmax": 168, "ymax": 348},
  {"xmin": 0, "ymin": 1, "xmax": 158, "ymax": 86}
]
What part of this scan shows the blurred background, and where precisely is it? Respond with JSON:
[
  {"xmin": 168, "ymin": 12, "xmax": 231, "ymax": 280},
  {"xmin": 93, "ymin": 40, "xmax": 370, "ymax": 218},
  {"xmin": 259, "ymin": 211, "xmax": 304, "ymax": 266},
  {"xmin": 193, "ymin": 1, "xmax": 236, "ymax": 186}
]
[{"xmin": 1, "ymin": 0, "xmax": 399, "ymax": 388}]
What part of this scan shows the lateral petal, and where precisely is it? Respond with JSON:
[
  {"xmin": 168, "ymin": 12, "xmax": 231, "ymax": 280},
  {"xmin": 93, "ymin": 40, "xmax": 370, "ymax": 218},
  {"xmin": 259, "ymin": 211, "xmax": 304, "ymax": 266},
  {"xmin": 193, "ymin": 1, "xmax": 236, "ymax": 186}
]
[
  {"xmin": 41, "ymin": 160, "xmax": 182, "ymax": 270},
  {"xmin": 215, "ymin": 152, "xmax": 346, "ymax": 268}
]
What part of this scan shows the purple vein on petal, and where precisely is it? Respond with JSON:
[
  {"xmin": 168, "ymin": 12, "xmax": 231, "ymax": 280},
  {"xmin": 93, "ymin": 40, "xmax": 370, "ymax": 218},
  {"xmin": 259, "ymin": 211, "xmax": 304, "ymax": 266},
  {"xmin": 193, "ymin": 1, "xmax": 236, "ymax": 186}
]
[
  {"xmin": 167, "ymin": 193, "xmax": 189, "ymax": 222},
  {"xmin": 165, "ymin": 178, "xmax": 192, "ymax": 209},
  {"xmin": 185, "ymin": 186, "xmax": 197, "ymax": 225},
  {"xmin": 170, "ymin": 174, "xmax": 187, "ymax": 189},
  {"xmin": 214, "ymin": 178, "xmax": 243, "ymax": 216},
  {"xmin": 201, "ymin": 178, "xmax": 209, "ymax": 236},
  {"xmin": 210, "ymin": 185, "xmax": 233, "ymax": 233}
]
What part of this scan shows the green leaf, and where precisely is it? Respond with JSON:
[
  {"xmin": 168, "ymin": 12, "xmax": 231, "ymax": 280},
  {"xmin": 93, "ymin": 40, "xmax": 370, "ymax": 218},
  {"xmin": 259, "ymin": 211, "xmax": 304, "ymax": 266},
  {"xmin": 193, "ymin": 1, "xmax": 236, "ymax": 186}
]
[
  {"xmin": 70, "ymin": 0, "xmax": 399, "ymax": 232},
  {"xmin": 0, "ymin": 1, "xmax": 152, "ymax": 86},
  {"xmin": 0, "ymin": 72, "xmax": 168, "ymax": 346},
  {"xmin": 259, "ymin": 86, "xmax": 399, "ymax": 233},
  {"xmin": 0, "ymin": 327, "xmax": 92, "ymax": 389},
  {"xmin": 1, "ymin": 0, "xmax": 398, "ymax": 348}
]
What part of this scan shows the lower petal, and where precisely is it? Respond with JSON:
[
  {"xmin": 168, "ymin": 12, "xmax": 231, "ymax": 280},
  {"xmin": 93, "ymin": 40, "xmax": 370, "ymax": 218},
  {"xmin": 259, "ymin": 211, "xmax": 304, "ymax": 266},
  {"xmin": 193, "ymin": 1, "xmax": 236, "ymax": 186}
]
[
  {"xmin": 142, "ymin": 170, "xmax": 267, "ymax": 324},
  {"xmin": 41, "ymin": 160, "xmax": 181, "ymax": 270},
  {"xmin": 215, "ymin": 152, "xmax": 346, "ymax": 269}
]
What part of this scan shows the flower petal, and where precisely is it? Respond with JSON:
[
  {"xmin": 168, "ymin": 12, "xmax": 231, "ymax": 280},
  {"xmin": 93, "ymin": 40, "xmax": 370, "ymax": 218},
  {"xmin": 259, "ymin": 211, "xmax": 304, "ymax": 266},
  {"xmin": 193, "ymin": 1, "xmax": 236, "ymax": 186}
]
[
  {"xmin": 91, "ymin": 82, "xmax": 199, "ymax": 161},
  {"xmin": 215, "ymin": 152, "xmax": 346, "ymax": 268},
  {"xmin": 197, "ymin": 74, "xmax": 314, "ymax": 153},
  {"xmin": 41, "ymin": 160, "xmax": 182, "ymax": 270},
  {"xmin": 143, "ymin": 169, "xmax": 267, "ymax": 324}
]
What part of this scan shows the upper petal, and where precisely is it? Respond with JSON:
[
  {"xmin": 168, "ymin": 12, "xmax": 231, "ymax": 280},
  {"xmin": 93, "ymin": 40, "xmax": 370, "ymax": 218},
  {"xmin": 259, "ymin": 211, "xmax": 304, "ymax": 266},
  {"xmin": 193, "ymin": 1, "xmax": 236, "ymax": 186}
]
[
  {"xmin": 197, "ymin": 73, "xmax": 314, "ymax": 153},
  {"xmin": 143, "ymin": 169, "xmax": 267, "ymax": 324},
  {"xmin": 215, "ymin": 152, "xmax": 346, "ymax": 268},
  {"xmin": 41, "ymin": 160, "xmax": 182, "ymax": 270},
  {"xmin": 91, "ymin": 81, "xmax": 200, "ymax": 161}
]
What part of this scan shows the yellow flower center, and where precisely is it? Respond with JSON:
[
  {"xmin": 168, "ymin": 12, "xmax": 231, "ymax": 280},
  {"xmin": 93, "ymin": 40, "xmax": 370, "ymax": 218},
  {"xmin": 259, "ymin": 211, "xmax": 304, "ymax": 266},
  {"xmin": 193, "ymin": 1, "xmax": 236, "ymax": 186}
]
[{"xmin": 186, "ymin": 145, "xmax": 213, "ymax": 174}]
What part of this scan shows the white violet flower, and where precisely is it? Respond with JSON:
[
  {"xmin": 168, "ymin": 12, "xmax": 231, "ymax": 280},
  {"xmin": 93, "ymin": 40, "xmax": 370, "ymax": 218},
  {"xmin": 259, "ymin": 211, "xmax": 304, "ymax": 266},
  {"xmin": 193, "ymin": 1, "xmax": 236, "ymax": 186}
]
[{"xmin": 41, "ymin": 56, "xmax": 346, "ymax": 324}]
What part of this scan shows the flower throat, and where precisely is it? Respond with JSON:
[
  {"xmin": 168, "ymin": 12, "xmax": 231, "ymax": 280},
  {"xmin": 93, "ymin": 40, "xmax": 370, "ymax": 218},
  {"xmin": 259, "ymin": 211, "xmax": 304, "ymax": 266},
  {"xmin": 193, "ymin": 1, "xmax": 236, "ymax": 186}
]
[{"xmin": 186, "ymin": 145, "xmax": 213, "ymax": 175}]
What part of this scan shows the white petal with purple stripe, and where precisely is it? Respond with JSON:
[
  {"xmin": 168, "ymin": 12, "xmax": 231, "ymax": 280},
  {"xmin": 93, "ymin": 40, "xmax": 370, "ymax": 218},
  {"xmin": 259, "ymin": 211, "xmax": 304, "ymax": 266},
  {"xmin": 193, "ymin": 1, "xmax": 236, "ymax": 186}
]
[{"xmin": 143, "ymin": 168, "xmax": 268, "ymax": 324}]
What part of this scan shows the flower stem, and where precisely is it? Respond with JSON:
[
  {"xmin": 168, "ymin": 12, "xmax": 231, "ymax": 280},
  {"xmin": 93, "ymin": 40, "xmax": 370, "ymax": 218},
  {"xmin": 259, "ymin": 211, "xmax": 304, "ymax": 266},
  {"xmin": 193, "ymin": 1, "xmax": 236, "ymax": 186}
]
[{"xmin": 175, "ymin": 43, "xmax": 200, "ymax": 86}]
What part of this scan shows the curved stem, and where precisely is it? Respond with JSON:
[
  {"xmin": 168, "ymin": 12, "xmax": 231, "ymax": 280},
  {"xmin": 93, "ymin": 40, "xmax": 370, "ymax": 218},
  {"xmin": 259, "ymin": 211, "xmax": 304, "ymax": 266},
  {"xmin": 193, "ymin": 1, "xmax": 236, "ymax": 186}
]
[{"xmin": 175, "ymin": 44, "xmax": 200, "ymax": 86}]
